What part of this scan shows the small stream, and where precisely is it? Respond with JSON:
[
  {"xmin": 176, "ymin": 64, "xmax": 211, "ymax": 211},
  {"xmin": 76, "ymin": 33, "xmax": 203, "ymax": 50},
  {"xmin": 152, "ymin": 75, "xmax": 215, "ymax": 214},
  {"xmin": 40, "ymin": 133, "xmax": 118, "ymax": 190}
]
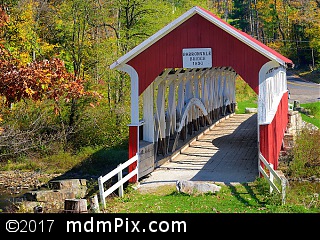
[{"xmin": 0, "ymin": 188, "xmax": 28, "ymax": 213}]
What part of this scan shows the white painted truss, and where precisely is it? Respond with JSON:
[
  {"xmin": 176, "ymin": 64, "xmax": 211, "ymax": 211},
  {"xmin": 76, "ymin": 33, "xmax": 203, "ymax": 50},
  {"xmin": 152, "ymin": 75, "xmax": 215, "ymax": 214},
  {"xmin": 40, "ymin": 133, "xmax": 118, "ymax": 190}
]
[{"xmin": 140, "ymin": 67, "xmax": 237, "ymax": 156}]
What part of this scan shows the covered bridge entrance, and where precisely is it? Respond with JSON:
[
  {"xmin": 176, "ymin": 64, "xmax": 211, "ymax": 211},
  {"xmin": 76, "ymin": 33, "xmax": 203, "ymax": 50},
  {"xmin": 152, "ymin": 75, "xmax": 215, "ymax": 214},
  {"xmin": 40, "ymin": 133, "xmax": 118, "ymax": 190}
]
[{"xmin": 110, "ymin": 6, "xmax": 293, "ymax": 182}]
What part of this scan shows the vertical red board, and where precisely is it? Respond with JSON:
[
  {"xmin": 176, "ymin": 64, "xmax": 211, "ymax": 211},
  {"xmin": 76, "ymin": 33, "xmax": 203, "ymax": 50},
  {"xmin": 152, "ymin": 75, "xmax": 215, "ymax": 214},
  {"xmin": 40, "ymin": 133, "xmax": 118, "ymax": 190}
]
[{"xmin": 128, "ymin": 126, "xmax": 138, "ymax": 183}]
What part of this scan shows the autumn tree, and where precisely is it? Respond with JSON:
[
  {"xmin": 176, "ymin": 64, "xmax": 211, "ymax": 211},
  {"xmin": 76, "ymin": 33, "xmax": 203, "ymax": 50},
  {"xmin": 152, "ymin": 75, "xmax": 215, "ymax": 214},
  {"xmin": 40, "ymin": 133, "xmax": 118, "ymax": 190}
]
[
  {"xmin": 229, "ymin": 0, "xmax": 319, "ymax": 68},
  {"xmin": 0, "ymin": 6, "xmax": 100, "ymax": 159}
]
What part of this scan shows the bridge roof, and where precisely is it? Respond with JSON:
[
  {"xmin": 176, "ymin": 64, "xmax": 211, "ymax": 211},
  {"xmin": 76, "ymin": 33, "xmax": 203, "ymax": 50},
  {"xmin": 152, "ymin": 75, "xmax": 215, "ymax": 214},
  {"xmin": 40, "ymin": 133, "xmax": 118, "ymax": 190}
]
[{"xmin": 110, "ymin": 6, "xmax": 293, "ymax": 94}]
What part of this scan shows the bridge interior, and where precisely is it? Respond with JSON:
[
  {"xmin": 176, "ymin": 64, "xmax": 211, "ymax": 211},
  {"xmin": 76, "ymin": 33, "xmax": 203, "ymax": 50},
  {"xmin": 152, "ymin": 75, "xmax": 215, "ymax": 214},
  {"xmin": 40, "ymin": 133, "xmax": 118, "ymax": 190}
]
[{"xmin": 138, "ymin": 66, "xmax": 239, "ymax": 176}]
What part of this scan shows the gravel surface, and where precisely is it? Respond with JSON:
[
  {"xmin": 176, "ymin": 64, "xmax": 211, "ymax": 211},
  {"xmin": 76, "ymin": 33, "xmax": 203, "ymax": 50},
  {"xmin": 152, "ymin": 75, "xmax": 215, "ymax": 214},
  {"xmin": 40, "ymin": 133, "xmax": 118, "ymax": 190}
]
[{"xmin": 0, "ymin": 170, "xmax": 61, "ymax": 195}]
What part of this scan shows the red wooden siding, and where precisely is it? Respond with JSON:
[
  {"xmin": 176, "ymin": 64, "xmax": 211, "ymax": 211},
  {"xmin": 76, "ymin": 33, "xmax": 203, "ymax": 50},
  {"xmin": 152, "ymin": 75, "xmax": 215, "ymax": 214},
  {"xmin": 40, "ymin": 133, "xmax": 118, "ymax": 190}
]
[
  {"xmin": 259, "ymin": 92, "xmax": 289, "ymax": 169},
  {"xmin": 127, "ymin": 14, "xmax": 270, "ymax": 96},
  {"xmin": 128, "ymin": 126, "xmax": 138, "ymax": 183}
]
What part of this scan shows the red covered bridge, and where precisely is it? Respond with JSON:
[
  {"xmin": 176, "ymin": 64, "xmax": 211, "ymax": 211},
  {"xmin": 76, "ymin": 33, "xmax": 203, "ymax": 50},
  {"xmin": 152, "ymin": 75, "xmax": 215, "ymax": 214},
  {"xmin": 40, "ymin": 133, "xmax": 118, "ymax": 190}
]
[{"xmin": 110, "ymin": 6, "xmax": 293, "ymax": 183}]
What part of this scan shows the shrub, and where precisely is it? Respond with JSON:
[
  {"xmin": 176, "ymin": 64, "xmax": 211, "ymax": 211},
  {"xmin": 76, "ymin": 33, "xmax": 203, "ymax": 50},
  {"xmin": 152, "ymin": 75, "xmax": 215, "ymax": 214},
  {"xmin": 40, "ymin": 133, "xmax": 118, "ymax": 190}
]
[{"xmin": 288, "ymin": 128, "xmax": 320, "ymax": 178}]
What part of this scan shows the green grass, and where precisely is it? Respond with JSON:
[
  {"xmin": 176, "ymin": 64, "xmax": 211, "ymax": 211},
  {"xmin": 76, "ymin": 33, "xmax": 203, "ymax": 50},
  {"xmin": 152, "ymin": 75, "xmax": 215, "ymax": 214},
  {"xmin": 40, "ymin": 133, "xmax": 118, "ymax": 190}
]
[
  {"xmin": 301, "ymin": 114, "xmax": 320, "ymax": 129},
  {"xmin": 300, "ymin": 102, "xmax": 320, "ymax": 128},
  {"xmin": 102, "ymin": 179, "xmax": 319, "ymax": 213},
  {"xmin": 235, "ymin": 98, "xmax": 258, "ymax": 114},
  {"xmin": 0, "ymin": 145, "xmax": 128, "ymax": 177},
  {"xmin": 235, "ymin": 77, "xmax": 258, "ymax": 114}
]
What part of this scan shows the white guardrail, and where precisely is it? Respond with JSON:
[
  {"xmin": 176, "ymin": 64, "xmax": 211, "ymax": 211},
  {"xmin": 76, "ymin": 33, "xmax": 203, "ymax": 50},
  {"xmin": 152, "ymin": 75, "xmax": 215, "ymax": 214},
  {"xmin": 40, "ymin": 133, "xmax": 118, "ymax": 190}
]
[
  {"xmin": 258, "ymin": 152, "xmax": 288, "ymax": 205},
  {"xmin": 98, "ymin": 153, "xmax": 139, "ymax": 209}
]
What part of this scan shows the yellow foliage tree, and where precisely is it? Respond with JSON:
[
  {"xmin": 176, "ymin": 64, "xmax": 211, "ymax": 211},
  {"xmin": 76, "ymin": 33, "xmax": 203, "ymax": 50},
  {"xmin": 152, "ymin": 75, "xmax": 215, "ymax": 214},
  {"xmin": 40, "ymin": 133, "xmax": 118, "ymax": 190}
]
[{"xmin": 3, "ymin": 0, "xmax": 56, "ymax": 64}]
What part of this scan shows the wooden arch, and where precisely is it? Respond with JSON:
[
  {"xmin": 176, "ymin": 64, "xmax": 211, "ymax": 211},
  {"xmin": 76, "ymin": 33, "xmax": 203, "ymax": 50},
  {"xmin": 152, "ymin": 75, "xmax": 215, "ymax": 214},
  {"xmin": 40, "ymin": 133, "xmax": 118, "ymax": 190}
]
[{"xmin": 172, "ymin": 97, "xmax": 212, "ymax": 152}]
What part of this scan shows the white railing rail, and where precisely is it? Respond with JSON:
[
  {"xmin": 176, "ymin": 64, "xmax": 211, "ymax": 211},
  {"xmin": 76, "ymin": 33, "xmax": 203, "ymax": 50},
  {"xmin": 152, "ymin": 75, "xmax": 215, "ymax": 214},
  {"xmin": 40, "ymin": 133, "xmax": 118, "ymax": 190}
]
[
  {"xmin": 258, "ymin": 152, "xmax": 287, "ymax": 205},
  {"xmin": 98, "ymin": 153, "xmax": 139, "ymax": 209}
]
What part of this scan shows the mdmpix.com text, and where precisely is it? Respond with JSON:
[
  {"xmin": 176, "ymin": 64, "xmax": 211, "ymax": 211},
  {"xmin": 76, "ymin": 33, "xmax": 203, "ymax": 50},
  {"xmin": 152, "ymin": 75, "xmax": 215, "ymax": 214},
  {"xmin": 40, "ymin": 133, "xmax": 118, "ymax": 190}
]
[{"xmin": 67, "ymin": 217, "xmax": 187, "ymax": 233}]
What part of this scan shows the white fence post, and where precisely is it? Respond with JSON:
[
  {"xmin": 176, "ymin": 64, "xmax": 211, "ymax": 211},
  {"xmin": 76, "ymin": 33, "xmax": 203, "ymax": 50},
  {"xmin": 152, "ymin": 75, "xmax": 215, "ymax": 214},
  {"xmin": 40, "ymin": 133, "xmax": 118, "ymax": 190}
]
[
  {"xmin": 281, "ymin": 177, "xmax": 287, "ymax": 205},
  {"xmin": 118, "ymin": 163, "xmax": 124, "ymax": 197},
  {"xmin": 258, "ymin": 152, "xmax": 287, "ymax": 204},
  {"xmin": 269, "ymin": 163, "xmax": 274, "ymax": 193},
  {"xmin": 98, "ymin": 176, "xmax": 106, "ymax": 209}
]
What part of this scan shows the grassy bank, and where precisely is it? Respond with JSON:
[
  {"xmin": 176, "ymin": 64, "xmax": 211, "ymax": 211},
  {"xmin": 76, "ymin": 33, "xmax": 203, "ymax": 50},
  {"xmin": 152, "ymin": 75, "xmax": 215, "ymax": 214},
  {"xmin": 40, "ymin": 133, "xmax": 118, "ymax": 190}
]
[
  {"xmin": 300, "ymin": 101, "xmax": 320, "ymax": 128},
  {"xmin": 101, "ymin": 179, "xmax": 319, "ymax": 213}
]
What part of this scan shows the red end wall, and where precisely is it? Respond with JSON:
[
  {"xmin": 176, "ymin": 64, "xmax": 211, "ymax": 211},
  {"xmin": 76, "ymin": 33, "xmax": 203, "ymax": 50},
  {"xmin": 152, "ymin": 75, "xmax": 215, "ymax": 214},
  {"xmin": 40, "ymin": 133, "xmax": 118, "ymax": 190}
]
[
  {"xmin": 127, "ymin": 14, "xmax": 269, "ymax": 95},
  {"xmin": 259, "ymin": 92, "xmax": 289, "ymax": 169}
]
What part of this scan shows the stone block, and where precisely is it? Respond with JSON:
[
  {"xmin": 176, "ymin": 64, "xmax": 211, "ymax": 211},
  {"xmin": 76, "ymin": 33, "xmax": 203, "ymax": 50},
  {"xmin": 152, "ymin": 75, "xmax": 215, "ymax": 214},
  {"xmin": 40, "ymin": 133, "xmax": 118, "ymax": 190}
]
[
  {"xmin": 49, "ymin": 179, "xmax": 86, "ymax": 190},
  {"xmin": 24, "ymin": 189, "xmax": 78, "ymax": 202},
  {"xmin": 176, "ymin": 180, "xmax": 221, "ymax": 195}
]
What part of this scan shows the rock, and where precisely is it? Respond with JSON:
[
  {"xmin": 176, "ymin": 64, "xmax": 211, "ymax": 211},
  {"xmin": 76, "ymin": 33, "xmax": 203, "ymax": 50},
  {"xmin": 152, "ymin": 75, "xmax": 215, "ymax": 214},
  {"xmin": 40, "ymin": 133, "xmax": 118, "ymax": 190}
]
[
  {"xmin": 33, "ymin": 205, "xmax": 43, "ymax": 213},
  {"xmin": 22, "ymin": 179, "xmax": 87, "ymax": 212},
  {"xmin": 245, "ymin": 107, "xmax": 257, "ymax": 113},
  {"xmin": 176, "ymin": 180, "xmax": 221, "ymax": 195}
]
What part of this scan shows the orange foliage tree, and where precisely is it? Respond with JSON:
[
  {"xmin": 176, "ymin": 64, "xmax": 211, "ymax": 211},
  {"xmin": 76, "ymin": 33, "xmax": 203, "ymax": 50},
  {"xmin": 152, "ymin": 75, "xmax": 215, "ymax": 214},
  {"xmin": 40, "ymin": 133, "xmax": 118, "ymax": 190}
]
[
  {"xmin": 0, "ymin": 45, "xmax": 95, "ymax": 109},
  {"xmin": 0, "ymin": 7, "xmax": 99, "ymax": 112}
]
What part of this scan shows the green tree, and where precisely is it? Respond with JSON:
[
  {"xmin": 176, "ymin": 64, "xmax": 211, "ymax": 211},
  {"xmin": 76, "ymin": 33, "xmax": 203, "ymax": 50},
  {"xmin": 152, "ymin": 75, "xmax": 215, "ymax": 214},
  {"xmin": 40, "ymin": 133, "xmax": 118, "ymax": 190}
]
[{"xmin": 229, "ymin": 0, "xmax": 252, "ymax": 33}]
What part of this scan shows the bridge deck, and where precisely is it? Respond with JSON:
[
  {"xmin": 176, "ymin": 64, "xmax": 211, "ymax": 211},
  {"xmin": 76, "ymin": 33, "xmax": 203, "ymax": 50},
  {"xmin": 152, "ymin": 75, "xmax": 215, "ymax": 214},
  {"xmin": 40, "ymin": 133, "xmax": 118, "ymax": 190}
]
[{"xmin": 139, "ymin": 113, "xmax": 259, "ymax": 190}]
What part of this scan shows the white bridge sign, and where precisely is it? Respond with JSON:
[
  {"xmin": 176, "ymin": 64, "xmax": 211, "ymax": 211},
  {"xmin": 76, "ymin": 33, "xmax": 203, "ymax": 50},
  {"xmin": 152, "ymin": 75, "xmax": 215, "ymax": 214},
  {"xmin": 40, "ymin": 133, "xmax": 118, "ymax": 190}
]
[{"xmin": 182, "ymin": 48, "xmax": 212, "ymax": 68}]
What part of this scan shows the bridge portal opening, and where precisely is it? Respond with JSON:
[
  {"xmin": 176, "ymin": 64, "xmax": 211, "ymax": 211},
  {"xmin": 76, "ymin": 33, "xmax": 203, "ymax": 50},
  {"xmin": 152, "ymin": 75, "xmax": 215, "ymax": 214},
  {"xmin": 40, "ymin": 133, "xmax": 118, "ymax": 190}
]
[{"xmin": 139, "ymin": 66, "xmax": 237, "ymax": 172}]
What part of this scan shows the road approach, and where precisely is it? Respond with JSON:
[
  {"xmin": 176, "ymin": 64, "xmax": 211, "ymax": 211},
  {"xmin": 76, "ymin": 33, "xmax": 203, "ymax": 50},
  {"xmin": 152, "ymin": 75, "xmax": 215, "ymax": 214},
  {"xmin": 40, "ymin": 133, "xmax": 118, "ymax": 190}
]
[{"xmin": 287, "ymin": 72, "xmax": 320, "ymax": 104}]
